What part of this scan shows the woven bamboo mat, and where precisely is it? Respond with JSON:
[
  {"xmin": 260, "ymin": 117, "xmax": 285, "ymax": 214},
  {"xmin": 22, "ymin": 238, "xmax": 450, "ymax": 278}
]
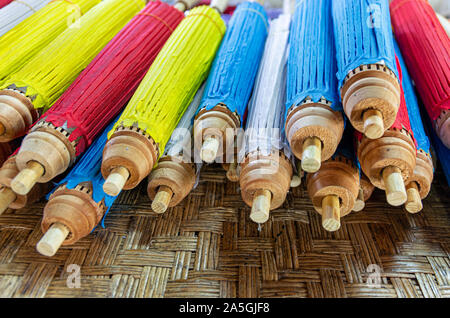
[{"xmin": 0, "ymin": 164, "xmax": 448, "ymax": 298}]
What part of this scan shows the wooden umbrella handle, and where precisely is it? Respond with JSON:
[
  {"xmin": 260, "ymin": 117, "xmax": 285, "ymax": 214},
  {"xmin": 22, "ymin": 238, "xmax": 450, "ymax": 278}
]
[
  {"xmin": 103, "ymin": 166, "xmax": 130, "ymax": 197},
  {"xmin": 321, "ymin": 195, "xmax": 341, "ymax": 232},
  {"xmin": 301, "ymin": 137, "xmax": 322, "ymax": 173},
  {"xmin": 382, "ymin": 166, "xmax": 407, "ymax": 206},
  {"xmin": 211, "ymin": 0, "xmax": 228, "ymax": 13},
  {"xmin": 290, "ymin": 160, "xmax": 303, "ymax": 188},
  {"xmin": 250, "ymin": 189, "xmax": 272, "ymax": 224},
  {"xmin": 405, "ymin": 181, "xmax": 423, "ymax": 213},
  {"xmin": 0, "ymin": 187, "xmax": 16, "ymax": 215},
  {"xmin": 11, "ymin": 161, "xmax": 44, "ymax": 196},
  {"xmin": 151, "ymin": 185, "xmax": 174, "ymax": 214}
]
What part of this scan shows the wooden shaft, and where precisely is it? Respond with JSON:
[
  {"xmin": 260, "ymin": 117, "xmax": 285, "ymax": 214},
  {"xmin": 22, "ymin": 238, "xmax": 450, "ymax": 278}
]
[
  {"xmin": 11, "ymin": 161, "xmax": 44, "ymax": 196},
  {"xmin": 0, "ymin": 123, "xmax": 4, "ymax": 136},
  {"xmin": 290, "ymin": 175, "xmax": 301, "ymax": 188},
  {"xmin": 103, "ymin": 166, "xmax": 130, "ymax": 197},
  {"xmin": 0, "ymin": 93, "xmax": 36, "ymax": 142},
  {"xmin": 151, "ymin": 185, "xmax": 173, "ymax": 214},
  {"xmin": 321, "ymin": 195, "xmax": 341, "ymax": 232},
  {"xmin": 437, "ymin": 110, "xmax": 450, "ymax": 149},
  {"xmin": 173, "ymin": 2, "xmax": 187, "ymax": 11},
  {"xmin": 174, "ymin": 0, "xmax": 199, "ymax": 11},
  {"xmin": 226, "ymin": 161, "xmax": 240, "ymax": 182},
  {"xmin": 405, "ymin": 181, "xmax": 423, "ymax": 214},
  {"xmin": 210, "ymin": 0, "xmax": 228, "ymax": 13},
  {"xmin": 352, "ymin": 188, "xmax": 365, "ymax": 212},
  {"xmin": 200, "ymin": 136, "xmax": 220, "ymax": 163},
  {"xmin": 36, "ymin": 222, "xmax": 70, "ymax": 257},
  {"xmin": 250, "ymin": 189, "xmax": 272, "ymax": 224},
  {"xmin": 301, "ymin": 137, "xmax": 322, "ymax": 173},
  {"xmin": 439, "ymin": 118, "xmax": 450, "ymax": 149},
  {"xmin": 362, "ymin": 109, "xmax": 384, "ymax": 139},
  {"xmin": 0, "ymin": 187, "xmax": 16, "ymax": 215},
  {"xmin": 147, "ymin": 159, "xmax": 196, "ymax": 209},
  {"xmin": 382, "ymin": 166, "xmax": 407, "ymax": 206},
  {"xmin": 290, "ymin": 161, "xmax": 302, "ymax": 187}
]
